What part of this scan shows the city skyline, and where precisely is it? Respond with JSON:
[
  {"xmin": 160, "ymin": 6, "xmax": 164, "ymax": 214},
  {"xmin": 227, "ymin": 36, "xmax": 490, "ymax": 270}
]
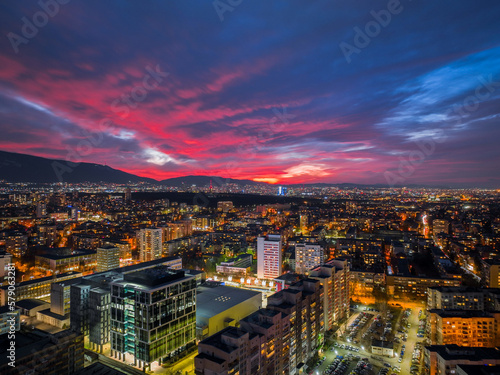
[{"xmin": 1, "ymin": 1, "xmax": 500, "ymax": 187}]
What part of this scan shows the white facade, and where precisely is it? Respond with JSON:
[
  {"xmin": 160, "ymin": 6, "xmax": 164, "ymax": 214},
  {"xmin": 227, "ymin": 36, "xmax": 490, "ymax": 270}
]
[
  {"xmin": 295, "ymin": 243, "xmax": 324, "ymax": 274},
  {"xmin": 257, "ymin": 234, "xmax": 282, "ymax": 279}
]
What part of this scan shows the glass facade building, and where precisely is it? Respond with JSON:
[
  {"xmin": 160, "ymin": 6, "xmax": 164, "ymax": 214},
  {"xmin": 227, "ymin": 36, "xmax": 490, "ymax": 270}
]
[{"xmin": 110, "ymin": 267, "xmax": 196, "ymax": 370}]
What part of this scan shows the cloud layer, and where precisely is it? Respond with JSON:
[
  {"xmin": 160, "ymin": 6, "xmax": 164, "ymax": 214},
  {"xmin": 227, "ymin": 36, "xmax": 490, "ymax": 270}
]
[{"xmin": 0, "ymin": 0, "xmax": 499, "ymax": 187}]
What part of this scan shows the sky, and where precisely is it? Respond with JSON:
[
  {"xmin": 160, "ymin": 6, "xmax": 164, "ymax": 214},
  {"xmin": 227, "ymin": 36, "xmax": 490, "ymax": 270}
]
[{"xmin": 0, "ymin": 0, "xmax": 499, "ymax": 187}]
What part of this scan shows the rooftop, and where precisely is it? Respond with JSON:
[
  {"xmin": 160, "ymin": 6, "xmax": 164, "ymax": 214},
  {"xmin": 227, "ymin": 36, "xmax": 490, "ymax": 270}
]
[{"xmin": 197, "ymin": 284, "xmax": 261, "ymax": 319}]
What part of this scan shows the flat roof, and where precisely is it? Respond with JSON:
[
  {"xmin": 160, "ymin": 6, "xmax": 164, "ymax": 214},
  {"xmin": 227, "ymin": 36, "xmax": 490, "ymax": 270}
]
[
  {"xmin": 197, "ymin": 284, "xmax": 261, "ymax": 319},
  {"xmin": 15, "ymin": 299, "xmax": 49, "ymax": 310},
  {"xmin": 425, "ymin": 345, "xmax": 500, "ymax": 361}
]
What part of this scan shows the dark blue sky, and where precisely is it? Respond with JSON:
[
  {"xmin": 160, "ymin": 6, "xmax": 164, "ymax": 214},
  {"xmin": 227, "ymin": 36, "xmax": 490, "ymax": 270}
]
[{"xmin": 0, "ymin": 0, "xmax": 499, "ymax": 187}]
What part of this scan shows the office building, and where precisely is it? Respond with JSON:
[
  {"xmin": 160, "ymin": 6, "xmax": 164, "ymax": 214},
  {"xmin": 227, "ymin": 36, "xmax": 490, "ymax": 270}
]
[
  {"xmin": 309, "ymin": 258, "xmax": 350, "ymax": 330},
  {"xmin": 138, "ymin": 228, "xmax": 163, "ymax": 262},
  {"xmin": 35, "ymin": 249, "xmax": 97, "ymax": 274},
  {"xmin": 110, "ymin": 267, "xmax": 196, "ymax": 371},
  {"xmin": 68, "ymin": 256, "xmax": 182, "ymax": 352},
  {"xmin": 257, "ymin": 234, "xmax": 282, "ymax": 279},
  {"xmin": 216, "ymin": 253, "xmax": 253, "ymax": 275},
  {"xmin": 0, "ymin": 271, "xmax": 82, "ymax": 306},
  {"xmin": 96, "ymin": 245, "xmax": 120, "ymax": 272}
]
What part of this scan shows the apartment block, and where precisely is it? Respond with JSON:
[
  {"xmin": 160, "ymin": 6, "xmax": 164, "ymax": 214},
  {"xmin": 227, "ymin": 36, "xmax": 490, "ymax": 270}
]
[
  {"xmin": 309, "ymin": 258, "xmax": 350, "ymax": 330},
  {"xmin": 428, "ymin": 310, "xmax": 500, "ymax": 347}
]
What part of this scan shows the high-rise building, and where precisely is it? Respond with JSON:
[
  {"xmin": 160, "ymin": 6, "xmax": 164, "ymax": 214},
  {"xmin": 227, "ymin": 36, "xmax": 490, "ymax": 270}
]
[
  {"xmin": 96, "ymin": 245, "xmax": 120, "ymax": 272},
  {"xmin": 267, "ymin": 278, "xmax": 324, "ymax": 372},
  {"xmin": 110, "ymin": 267, "xmax": 196, "ymax": 371},
  {"xmin": 309, "ymin": 258, "xmax": 350, "ymax": 331},
  {"xmin": 257, "ymin": 234, "xmax": 282, "ymax": 280},
  {"xmin": 70, "ymin": 275, "xmax": 112, "ymax": 353},
  {"xmin": 138, "ymin": 228, "xmax": 163, "ymax": 262},
  {"xmin": 239, "ymin": 309, "xmax": 291, "ymax": 375},
  {"xmin": 124, "ymin": 187, "xmax": 132, "ymax": 201},
  {"xmin": 294, "ymin": 242, "xmax": 324, "ymax": 274}
]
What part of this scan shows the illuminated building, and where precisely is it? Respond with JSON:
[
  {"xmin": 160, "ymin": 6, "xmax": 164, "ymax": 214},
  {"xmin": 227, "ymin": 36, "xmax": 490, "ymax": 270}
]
[
  {"xmin": 294, "ymin": 242, "xmax": 324, "ymax": 274},
  {"xmin": 309, "ymin": 258, "xmax": 350, "ymax": 330},
  {"xmin": 239, "ymin": 309, "xmax": 291, "ymax": 375},
  {"xmin": 138, "ymin": 227, "xmax": 163, "ymax": 262},
  {"xmin": 0, "ymin": 271, "xmax": 82, "ymax": 306},
  {"xmin": 386, "ymin": 275, "xmax": 461, "ymax": 299},
  {"xmin": 427, "ymin": 286, "xmax": 500, "ymax": 311},
  {"xmin": 195, "ymin": 327, "xmax": 262, "ymax": 375},
  {"xmin": 482, "ymin": 259, "xmax": 500, "ymax": 288},
  {"xmin": 217, "ymin": 201, "xmax": 233, "ymax": 212},
  {"xmin": 110, "ymin": 267, "xmax": 196, "ymax": 371},
  {"xmin": 267, "ymin": 278, "xmax": 324, "ymax": 372},
  {"xmin": 433, "ymin": 219, "xmax": 450, "ymax": 235},
  {"xmin": 428, "ymin": 310, "xmax": 500, "ymax": 347},
  {"xmin": 257, "ymin": 234, "xmax": 282, "ymax": 280},
  {"xmin": 196, "ymin": 283, "xmax": 261, "ymax": 340},
  {"xmin": 96, "ymin": 245, "xmax": 120, "ymax": 272},
  {"xmin": 35, "ymin": 249, "xmax": 97, "ymax": 274}
]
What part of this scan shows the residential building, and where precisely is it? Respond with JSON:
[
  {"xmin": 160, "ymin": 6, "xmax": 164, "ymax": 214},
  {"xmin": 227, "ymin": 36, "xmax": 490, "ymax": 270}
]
[
  {"xmin": 267, "ymin": 278, "xmax": 324, "ymax": 372},
  {"xmin": 428, "ymin": 310, "xmax": 500, "ymax": 347},
  {"xmin": 257, "ymin": 234, "xmax": 282, "ymax": 280},
  {"xmin": 138, "ymin": 228, "xmax": 163, "ymax": 262},
  {"xmin": 294, "ymin": 242, "xmax": 324, "ymax": 274},
  {"xmin": 309, "ymin": 258, "xmax": 350, "ymax": 330},
  {"xmin": 424, "ymin": 345, "xmax": 500, "ymax": 375}
]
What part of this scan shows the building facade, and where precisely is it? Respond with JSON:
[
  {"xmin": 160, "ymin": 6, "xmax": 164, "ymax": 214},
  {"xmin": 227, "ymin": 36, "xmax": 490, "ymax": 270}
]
[
  {"xmin": 110, "ymin": 267, "xmax": 197, "ymax": 371},
  {"xmin": 138, "ymin": 227, "xmax": 163, "ymax": 262},
  {"xmin": 257, "ymin": 234, "xmax": 282, "ymax": 280},
  {"xmin": 309, "ymin": 258, "xmax": 350, "ymax": 330}
]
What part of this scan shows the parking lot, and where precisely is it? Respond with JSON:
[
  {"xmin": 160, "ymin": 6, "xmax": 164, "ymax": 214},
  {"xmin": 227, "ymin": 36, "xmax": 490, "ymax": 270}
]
[{"xmin": 310, "ymin": 305, "xmax": 426, "ymax": 375}]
